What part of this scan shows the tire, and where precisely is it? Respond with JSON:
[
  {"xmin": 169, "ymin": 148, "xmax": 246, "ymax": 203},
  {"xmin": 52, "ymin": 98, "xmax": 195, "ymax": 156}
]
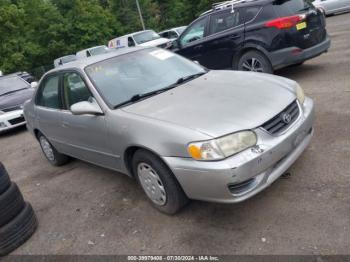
[
  {"xmin": 0, "ymin": 163, "xmax": 11, "ymax": 195},
  {"xmin": 38, "ymin": 133, "xmax": 69, "ymax": 166},
  {"xmin": 0, "ymin": 183, "xmax": 25, "ymax": 228},
  {"xmin": 132, "ymin": 150, "xmax": 189, "ymax": 215},
  {"xmin": 237, "ymin": 50, "xmax": 273, "ymax": 74},
  {"xmin": 0, "ymin": 203, "xmax": 38, "ymax": 256}
]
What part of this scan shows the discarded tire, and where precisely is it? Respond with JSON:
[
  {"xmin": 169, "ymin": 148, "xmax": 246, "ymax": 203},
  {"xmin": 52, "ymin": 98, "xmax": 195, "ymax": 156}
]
[
  {"xmin": 0, "ymin": 163, "xmax": 38, "ymax": 256},
  {"xmin": 0, "ymin": 203, "xmax": 37, "ymax": 256},
  {"xmin": 0, "ymin": 163, "xmax": 11, "ymax": 195},
  {"xmin": 0, "ymin": 183, "xmax": 25, "ymax": 227}
]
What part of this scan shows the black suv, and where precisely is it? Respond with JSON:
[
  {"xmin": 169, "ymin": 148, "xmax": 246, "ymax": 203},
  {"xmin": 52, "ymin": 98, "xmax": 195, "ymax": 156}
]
[{"xmin": 173, "ymin": 0, "xmax": 331, "ymax": 73}]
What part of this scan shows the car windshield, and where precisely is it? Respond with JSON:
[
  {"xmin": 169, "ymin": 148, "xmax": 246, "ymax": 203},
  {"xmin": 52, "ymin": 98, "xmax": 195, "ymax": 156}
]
[
  {"xmin": 133, "ymin": 31, "xmax": 161, "ymax": 44},
  {"xmin": 90, "ymin": 46, "xmax": 110, "ymax": 56},
  {"xmin": 0, "ymin": 76, "xmax": 29, "ymax": 96},
  {"xmin": 85, "ymin": 48, "xmax": 206, "ymax": 108}
]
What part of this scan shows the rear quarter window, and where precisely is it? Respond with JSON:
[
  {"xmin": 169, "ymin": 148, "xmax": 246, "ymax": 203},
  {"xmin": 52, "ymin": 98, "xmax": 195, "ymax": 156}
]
[
  {"xmin": 273, "ymin": 0, "xmax": 311, "ymax": 16},
  {"xmin": 253, "ymin": 5, "xmax": 276, "ymax": 22},
  {"xmin": 243, "ymin": 6, "xmax": 262, "ymax": 22}
]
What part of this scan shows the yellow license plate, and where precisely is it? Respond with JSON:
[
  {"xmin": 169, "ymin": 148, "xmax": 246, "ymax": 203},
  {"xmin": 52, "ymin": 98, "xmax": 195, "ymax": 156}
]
[{"xmin": 296, "ymin": 22, "xmax": 307, "ymax": 30}]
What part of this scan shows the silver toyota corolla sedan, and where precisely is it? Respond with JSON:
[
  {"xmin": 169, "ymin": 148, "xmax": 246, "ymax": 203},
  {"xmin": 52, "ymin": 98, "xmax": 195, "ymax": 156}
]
[{"xmin": 24, "ymin": 47, "xmax": 314, "ymax": 214}]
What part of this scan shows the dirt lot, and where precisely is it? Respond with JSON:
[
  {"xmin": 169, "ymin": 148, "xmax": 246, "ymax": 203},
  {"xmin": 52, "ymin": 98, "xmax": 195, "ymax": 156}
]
[{"xmin": 1, "ymin": 13, "xmax": 349, "ymax": 255}]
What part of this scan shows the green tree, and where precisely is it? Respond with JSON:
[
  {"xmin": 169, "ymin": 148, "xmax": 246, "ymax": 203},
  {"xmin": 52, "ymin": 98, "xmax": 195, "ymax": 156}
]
[{"xmin": 0, "ymin": 0, "xmax": 216, "ymax": 74}]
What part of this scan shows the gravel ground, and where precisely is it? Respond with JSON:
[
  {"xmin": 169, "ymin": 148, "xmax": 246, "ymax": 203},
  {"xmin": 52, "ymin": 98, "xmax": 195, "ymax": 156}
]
[{"xmin": 1, "ymin": 13, "xmax": 349, "ymax": 255}]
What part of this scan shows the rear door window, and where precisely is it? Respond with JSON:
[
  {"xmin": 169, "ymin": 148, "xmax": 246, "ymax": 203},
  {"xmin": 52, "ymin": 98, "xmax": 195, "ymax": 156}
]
[
  {"xmin": 160, "ymin": 31, "xmax": 169, "ymax": 38},
  {"xmin": 273, "ymin": 0, "xmax": 311, "ymax": 16},
  {"xmin": 168, "ymin": 31, "xmax": 179, "ymax": 38},
  {"xmin": 36, "ymin": 75, "xmax": 61, "ymax": 109},
  {"xmin": 209, "ymin": 9, "xmax": 243, "ymax": 35}
]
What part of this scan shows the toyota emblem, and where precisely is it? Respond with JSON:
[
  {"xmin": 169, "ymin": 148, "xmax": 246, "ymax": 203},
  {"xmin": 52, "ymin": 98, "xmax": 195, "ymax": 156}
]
[{"xmin": 282, "ymin": 113, "xmax": 292, "ymax": 124}]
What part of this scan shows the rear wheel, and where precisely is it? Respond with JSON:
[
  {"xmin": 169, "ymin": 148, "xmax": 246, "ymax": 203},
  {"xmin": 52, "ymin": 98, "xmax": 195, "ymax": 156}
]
[
  {"xmin": 132, "ymin": 150, "xmax": 188, "ymax": 215},
  {"xmin": 38, "ymin": 133, "xmax": 69, "ymax": 166},
  {"xmin": 238, "ymin": 50, "xmax": 273, "ymax": 74}
]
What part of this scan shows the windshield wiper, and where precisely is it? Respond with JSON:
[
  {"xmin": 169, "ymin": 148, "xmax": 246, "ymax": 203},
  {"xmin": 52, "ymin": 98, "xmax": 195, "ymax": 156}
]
[
  {"xmin": 113, "ymin": 71, "xmax": 207, "ymax": 109},
  {"xmin": 113, "ymin": 88, "xmax": 173, "ymax": 109},
  {"xmin": 174, "ymin": 72, "xmax": 207, "ymax": 85}
]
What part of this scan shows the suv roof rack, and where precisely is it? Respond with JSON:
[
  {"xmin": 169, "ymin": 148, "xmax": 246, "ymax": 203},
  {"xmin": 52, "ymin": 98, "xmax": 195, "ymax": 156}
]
[{"xmin": 200, "ymin": 0, "xmax": 258, "ymax": 16}]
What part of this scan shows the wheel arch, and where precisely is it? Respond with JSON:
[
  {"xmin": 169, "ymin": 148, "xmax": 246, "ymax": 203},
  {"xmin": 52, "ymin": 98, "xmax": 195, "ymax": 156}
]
[
  {"xmin": 233, "ymin": 44, "xmax": 271, "ymax": 69},
  {"xmin": 123, "ymin": 145, "xmax": 170, "ymax": 178}
]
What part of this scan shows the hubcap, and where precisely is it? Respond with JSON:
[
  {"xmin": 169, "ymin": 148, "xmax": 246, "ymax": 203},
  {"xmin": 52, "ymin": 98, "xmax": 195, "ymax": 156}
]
[
  {"xmin": 242, "ymin": 57, "xmax": 264, "ymax": 72},
  {"xmin": 137, "ymin": 163, "xmax": 167, "ymax": 206},
  {"xmin": 39, "ymin": 136, "xmax": 55, "ymax": 161}
]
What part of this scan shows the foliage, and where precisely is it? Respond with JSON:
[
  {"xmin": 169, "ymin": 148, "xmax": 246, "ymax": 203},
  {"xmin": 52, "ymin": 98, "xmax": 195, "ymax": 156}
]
[{"xmin": 0, "ymin": 0, "xmax": 216, "ymax": 74}]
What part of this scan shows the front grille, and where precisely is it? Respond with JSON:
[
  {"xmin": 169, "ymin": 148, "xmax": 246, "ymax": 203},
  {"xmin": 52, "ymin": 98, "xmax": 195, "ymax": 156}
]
[
  {"xmin": 2, "ymin": 105, "xmax": 22, "ymax": 112},
  {"xmin": 9, "ymin": 116, "xmax": 25, "ymax": 125},
  {"xmin": 261, "ymin": 101, "xmax": 300, "ymax": 135}
]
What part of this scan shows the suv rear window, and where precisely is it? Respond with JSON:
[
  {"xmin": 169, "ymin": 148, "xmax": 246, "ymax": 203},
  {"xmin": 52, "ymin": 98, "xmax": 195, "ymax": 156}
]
[{"xmin": 273, "ymin": 0, "xmax": 311, "ymax": 16}]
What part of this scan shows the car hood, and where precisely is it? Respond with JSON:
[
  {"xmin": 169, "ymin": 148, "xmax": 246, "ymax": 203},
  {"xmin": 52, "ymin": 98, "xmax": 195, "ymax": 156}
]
[
  {"xmin": 139, "ymin": 38, "xmax": 171, "ymax": 47},
  {"xmin": 0, "ymin": 88, "xmax": 35, "ymax": 111},
  {"xmin": 122, "ymin": 71, "xmax": 298, "ymax": 138}
]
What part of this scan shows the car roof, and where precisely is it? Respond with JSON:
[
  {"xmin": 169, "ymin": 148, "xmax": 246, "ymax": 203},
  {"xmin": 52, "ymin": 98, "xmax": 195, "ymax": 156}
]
[
  {"xmin": 200, "ymin": 0, "xmax": 272, "ymax": 16},
  {"xmin": 44, "ymin": 46, "xmax": 149, "ymax": 75},
  {"xmin": 115, "ymin": 30, "xmax": 154, "ymax": 39}
]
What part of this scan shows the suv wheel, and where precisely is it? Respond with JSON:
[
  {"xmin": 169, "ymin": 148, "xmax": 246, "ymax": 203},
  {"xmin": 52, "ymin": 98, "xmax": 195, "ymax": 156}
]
[
  {"xmin": 38, "ymin": 133, "xmax": 69, "ymax": 166},
  {"xmin": 238, "ymin": 51, "xmax": 273, "ymax": 74},
  {"xmin": 132, "ymin": 150, "xmax": 188, "ymax": 215}
]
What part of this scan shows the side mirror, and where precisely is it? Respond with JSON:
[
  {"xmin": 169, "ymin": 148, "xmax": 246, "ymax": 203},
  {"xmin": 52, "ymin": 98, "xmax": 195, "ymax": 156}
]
[
  {"xmin": 30, "ymin": 82, "xmax": 38, "ymax": 88},
  {"xmin": 193, "ymin": 61, "xmax": 200, "ymax": 65},
  {"xmin": 70, "ymin": 100, "xmax": 103, "ymax": 115}
]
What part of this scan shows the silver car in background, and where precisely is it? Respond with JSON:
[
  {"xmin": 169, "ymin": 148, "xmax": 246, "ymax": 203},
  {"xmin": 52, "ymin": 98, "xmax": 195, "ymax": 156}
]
[
  {"xmin": 313, "ymin": 0, "xmax": 350, "ymax": 15},
  {"xmin": 0, "ymin": 76, "xmax": 35, "ymax": 133},
  {"xmin": 159, "ymin": 26, "xmax": 187, "ymax": 40},
  {"xmin": 24, "ymin": 47, "xmax": 314, "ymax": 214}
]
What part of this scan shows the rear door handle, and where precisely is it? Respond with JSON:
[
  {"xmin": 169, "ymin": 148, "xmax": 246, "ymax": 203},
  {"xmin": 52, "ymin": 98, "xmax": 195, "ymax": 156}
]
[
  {"xmin": 229, "ymin": 34, "xmax": 241, "ymax": 40},
  {"xmin": 62, "ymin": 121, "xmax": 69, "ymax": 128},
  {"xmin": 194, "ymin": 45, "xmax": 203, "ymax": 51}
]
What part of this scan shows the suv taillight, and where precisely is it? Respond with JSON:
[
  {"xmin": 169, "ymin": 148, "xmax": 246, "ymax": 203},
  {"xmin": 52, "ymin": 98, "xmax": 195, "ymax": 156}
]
[{"xmin": 265, "ymin": 14, "xmax": 306, "ymax": 29}]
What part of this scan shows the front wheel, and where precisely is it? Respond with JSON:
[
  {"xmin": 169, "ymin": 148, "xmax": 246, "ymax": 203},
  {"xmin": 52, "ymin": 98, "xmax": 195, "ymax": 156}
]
[
  {"xmin": 237, "ymin": 50, "xmax": 273, "ymax": 74},
  {"xmin": 38, "ymin": 133, "xmax": 69, "ymax": 166},
  {"xmin": 132, "ymin": 150, "xmax": 188, "ymax": 215}
]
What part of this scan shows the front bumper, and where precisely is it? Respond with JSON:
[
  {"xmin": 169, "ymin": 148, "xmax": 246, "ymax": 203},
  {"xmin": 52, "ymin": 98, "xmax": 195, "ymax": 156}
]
[
  {"xmin": 0, "ymin": 110, "xmax": 26, "ymax": 133},
  {"xmin": 270, "ymin": 35, "xmax": 331, "ymax": 70},
  {"xmin": 163, "ymin": 97, "xmax": 314, "ymax": 203}
]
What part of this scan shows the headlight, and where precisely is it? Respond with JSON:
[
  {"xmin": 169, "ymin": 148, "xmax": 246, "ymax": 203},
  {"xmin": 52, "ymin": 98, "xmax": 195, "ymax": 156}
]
[
  {"xmin": 187, "ymin": 131, "xmax": 257, "ymax": 161},
  {"xmin": 296, "ymin": 84, "xmax": 305, "ymax": 105}
]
